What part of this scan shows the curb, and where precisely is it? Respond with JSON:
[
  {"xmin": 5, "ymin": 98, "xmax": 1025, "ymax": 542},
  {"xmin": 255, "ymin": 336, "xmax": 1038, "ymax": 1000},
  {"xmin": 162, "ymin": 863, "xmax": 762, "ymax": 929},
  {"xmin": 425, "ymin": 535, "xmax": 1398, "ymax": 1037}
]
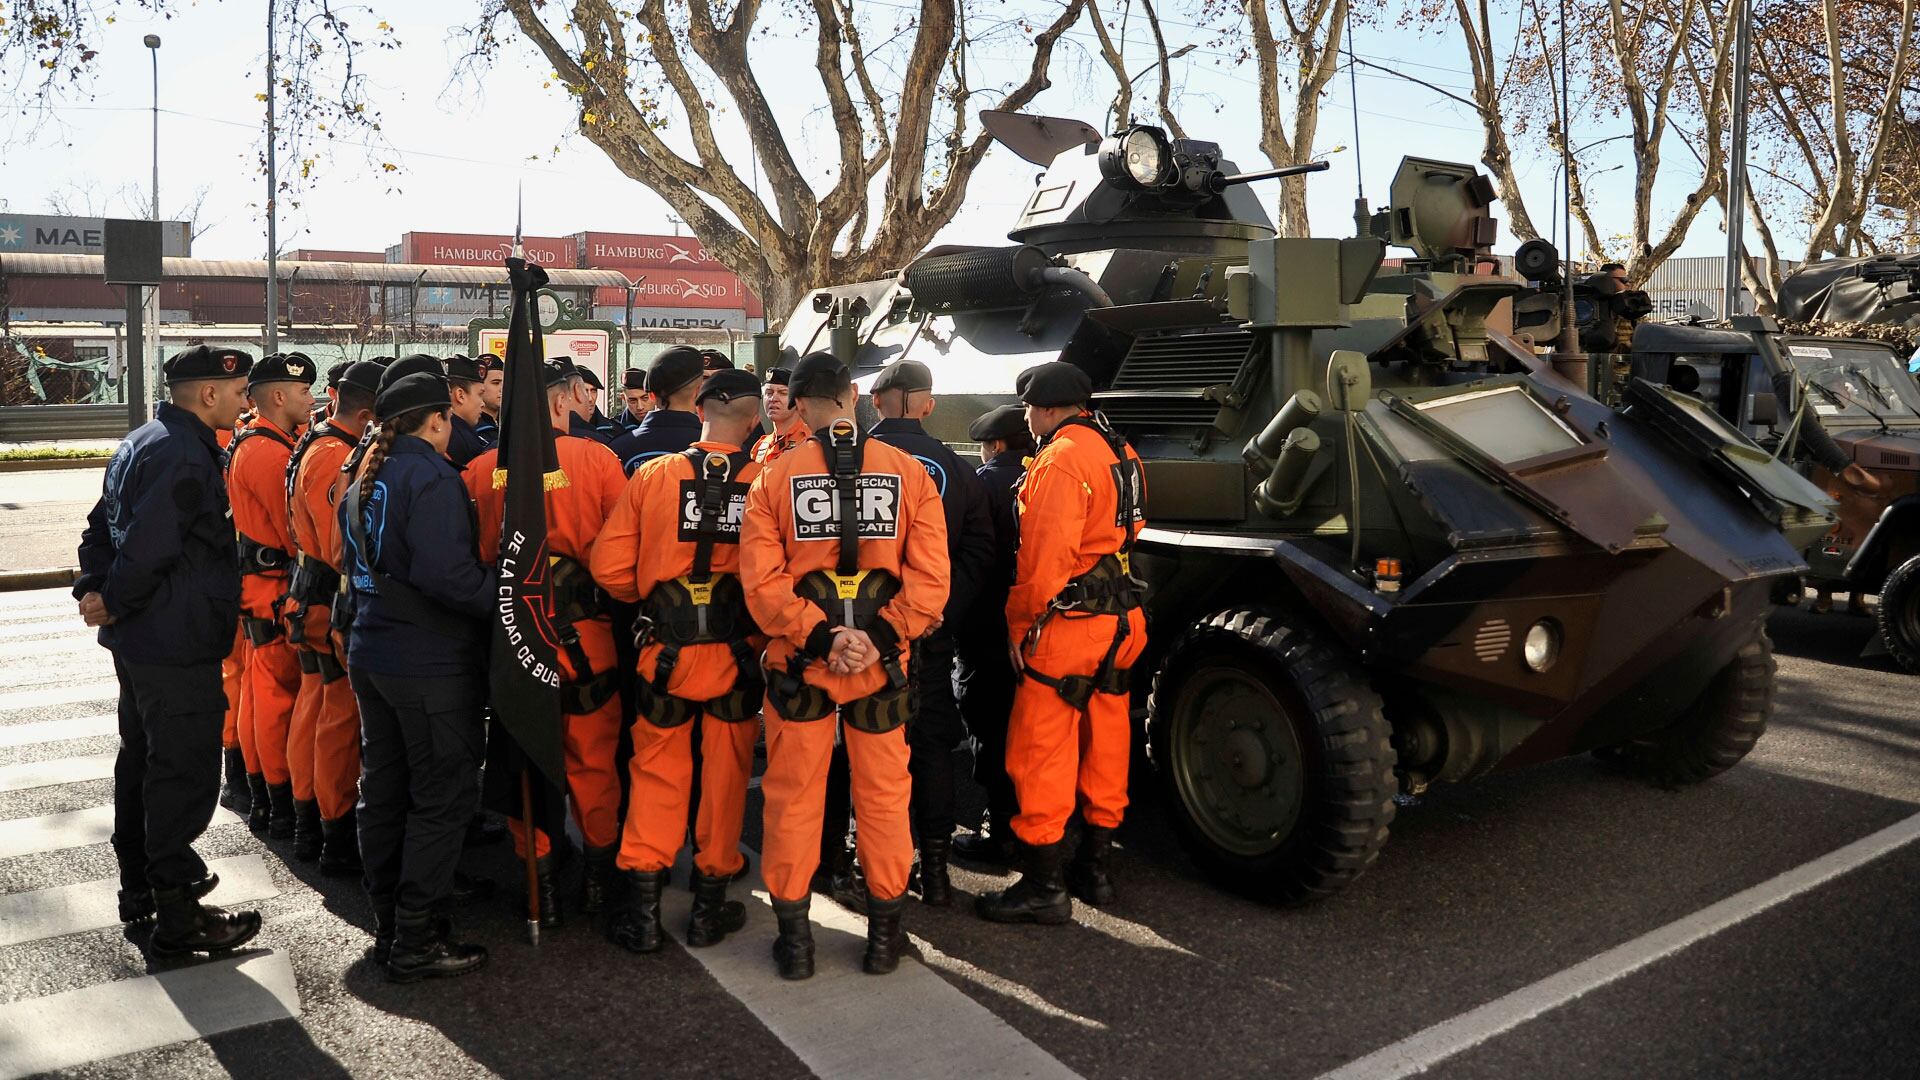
[
  {"xmin": 0, "ymin": 457, "xmax": 112, "ymax": 473},
  {"xmin": 0, "ymin": 567, "xmax": 78, "ymax": 592}
]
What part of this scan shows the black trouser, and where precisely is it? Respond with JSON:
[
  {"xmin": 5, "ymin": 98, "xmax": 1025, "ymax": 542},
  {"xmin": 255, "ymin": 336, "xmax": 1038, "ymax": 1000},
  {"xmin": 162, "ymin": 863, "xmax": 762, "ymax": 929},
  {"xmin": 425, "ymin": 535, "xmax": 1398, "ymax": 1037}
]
[
  {"xmin": 907, "ymin": 628, "xmax": 967, "ymax": 840},
  {"xmin": 956, "ymin": 622, "xmax": 1018, "ymax": 823},
  {"xmin": 353, "ymin": 669, "xmax": 485, "ymax": 911},
  {"xmin": 111, "ymin": 656, "xmax": 226, "ymax": 892}
]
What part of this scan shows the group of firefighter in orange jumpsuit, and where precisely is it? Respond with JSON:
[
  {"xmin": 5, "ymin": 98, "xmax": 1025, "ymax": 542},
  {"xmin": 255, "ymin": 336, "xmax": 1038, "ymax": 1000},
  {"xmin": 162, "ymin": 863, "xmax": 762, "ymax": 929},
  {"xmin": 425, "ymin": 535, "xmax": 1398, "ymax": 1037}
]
[{"xmin": 218, "ymin": 343, "xmax": 1146, "ymax": 981}]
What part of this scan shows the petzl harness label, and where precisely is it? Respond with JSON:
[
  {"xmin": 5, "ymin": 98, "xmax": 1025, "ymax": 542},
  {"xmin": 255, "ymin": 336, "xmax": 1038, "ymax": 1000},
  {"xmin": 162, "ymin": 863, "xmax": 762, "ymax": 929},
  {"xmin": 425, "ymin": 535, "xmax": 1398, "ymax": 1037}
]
[
  {"xmin": 790, "ymin": 473, "xmax": 901, "ymax": 542},
  {"xmin": 676, "ymin": 479, "xmax": 749, "ymax": 543}
]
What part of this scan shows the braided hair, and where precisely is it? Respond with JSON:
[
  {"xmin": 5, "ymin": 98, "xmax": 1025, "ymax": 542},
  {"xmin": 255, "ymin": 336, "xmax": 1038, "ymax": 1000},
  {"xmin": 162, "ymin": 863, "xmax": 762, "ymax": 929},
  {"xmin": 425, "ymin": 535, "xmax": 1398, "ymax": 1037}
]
[{"xmin": 354, "ymin": 406, "xmax": 446, "ymax": 488}]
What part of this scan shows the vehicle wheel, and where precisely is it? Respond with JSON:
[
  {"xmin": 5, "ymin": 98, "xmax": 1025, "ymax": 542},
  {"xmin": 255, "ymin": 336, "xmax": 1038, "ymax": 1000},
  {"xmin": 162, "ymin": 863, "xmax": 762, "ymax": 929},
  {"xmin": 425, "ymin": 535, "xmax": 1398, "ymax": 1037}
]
[
  {"xmin": 1600, "ymin": 630, "xmax": 1774, "ymax": 785},
  {"xmin": 1146, "ymin": 609, "xmax": 1397, "ymax": 903},
  {"xmin": 1875, "ymin": 555, "xmax": 1920, "ymax": 672}
]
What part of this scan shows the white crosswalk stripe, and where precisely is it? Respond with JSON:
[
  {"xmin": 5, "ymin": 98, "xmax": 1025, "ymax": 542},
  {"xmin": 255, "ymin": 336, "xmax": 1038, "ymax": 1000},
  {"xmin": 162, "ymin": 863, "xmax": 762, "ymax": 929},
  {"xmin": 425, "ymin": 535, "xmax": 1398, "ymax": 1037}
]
[
  {"xmin": 0, "ymin": 752, "xmax": 117, "ymax": 793},
  {"xmin": 0, "ymin": 618, "xmax": 86, "ymax": 641},
  {"xmin": 0, "ymin": 951, "xmax": 301, "ymax": 1079},
  {"xmin": 0, "ymin": 854, "xmax": 280, "ymax": 948},
  {"xmin": 0, "ymin": 679, "xmax": 119, "ymax": 713},
  {"xmin": 0, "ymin": 804, "xmax": 242, "ymax": 860},
  {"xmin": 0, "ymin": 712, "xmax": 116, "ymax": 748}
]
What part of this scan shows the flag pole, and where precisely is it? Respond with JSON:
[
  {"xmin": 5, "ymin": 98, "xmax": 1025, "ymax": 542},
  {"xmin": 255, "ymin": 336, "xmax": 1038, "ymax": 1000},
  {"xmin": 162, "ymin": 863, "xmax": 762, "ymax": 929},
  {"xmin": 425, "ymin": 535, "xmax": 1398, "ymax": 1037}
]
[{"xmin": 521, "ymin": 768, "xmax": 540, "ymax": 945}]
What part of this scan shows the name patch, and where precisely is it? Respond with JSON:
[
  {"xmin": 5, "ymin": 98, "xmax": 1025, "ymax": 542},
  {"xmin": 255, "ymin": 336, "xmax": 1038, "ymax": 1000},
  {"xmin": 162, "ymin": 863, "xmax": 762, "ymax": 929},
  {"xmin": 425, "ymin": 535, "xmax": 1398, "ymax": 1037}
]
[
  {"xmin": 791, "ymin": 473, "xmax": 901, "ymax": 541},
  {"xmin": 677, "ymin": 480, "xmax": 750, "ymax": 543}
]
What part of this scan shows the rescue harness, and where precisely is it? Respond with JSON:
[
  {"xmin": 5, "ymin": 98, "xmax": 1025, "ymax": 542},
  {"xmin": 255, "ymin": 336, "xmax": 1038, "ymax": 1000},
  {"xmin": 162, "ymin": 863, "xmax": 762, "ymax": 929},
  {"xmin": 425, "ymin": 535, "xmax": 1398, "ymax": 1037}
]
[
  {"xmin": 1019, "ymin": 413, "xmax": 1147, "ymax": 710},
  {"xmin": 226, "ymin": 423, "xmax": 298, "ymax": 644},
  {"xmin": 767, "ymin": 419, "xmax": 914, "ymax": 734},
  {"xmin": 631, "ymin": 446, "xmax": 765, "ymax": 727},
  {"xmin": 282, "ymin": 424, "xmax": 359, "ymax": 648}
]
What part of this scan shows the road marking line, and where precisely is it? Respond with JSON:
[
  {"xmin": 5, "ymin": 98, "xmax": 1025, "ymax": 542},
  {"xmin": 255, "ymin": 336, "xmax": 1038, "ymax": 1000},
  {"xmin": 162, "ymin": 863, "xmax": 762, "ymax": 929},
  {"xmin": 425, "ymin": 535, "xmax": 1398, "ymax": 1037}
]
[
  {"xmin": 0, "ymin": 713, "xmax": 116, "ymax": 749},
  {"xmin": 0, "ymin": 634, "xmax": 104, "ymax": 660},
  {"xmin": 1319, "ymin": 809, "xmax": 1920, "ymax": 1080},
  {"xmin": 0, "ymin": 680, "xmax": 119, "ymax": 713},
  {"xmin": 0, "ymin": 854, "xmax": 279, "ymax": 948},
  {"xmin": 0, "ymin": 950, "xmax": 300, "ymax": 1079},
  {"xmin": 907, "ymin": 931, "xmax": 1108, "ymax": 1030},
  {"xmin": 0, "ymin": 619, "xmax": 86, "ymax": 641},
  {"xmin": 0, "ymin": 752, "xmax": 117, "ymax": 793},
  {"xmin": 658, "ymin": 864, "xmax": 1082, "ymax": 1080},
  {"xmin": 0, "ymin": 804, "xmax": 242, "ymax": 861}
]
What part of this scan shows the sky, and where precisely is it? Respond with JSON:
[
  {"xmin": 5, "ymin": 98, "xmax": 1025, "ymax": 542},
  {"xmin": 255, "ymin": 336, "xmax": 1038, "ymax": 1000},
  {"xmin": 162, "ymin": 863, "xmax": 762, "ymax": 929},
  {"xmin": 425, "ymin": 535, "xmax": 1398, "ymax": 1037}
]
[{"xmin": 0, "ymin": 0, "xmax": 1743, "ymax": 279}]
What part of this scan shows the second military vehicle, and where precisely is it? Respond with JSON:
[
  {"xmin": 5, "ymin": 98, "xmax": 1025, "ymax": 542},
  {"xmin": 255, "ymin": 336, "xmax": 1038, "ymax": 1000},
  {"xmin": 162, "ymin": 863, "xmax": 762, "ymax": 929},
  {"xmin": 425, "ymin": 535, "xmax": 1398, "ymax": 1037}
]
[{"xmin": 776, "ymin": 114, "xmax": 1836, "ymax": 901}]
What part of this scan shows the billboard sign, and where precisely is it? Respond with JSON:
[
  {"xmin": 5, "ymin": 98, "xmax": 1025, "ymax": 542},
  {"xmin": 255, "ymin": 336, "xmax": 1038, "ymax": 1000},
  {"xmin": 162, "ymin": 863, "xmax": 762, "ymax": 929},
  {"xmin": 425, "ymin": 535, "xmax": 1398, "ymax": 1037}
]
[{"xmin": 0, "ymin": 214, "xmax": 191, "ymax": 257}]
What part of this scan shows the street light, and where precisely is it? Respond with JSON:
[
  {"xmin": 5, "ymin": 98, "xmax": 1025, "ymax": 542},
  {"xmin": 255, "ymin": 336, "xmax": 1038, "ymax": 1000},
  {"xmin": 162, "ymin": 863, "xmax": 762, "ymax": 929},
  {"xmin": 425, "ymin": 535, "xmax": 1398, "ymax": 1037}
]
[{"xmin": 143, "ymin": 33, "xmax": 161, "ymax": 409}]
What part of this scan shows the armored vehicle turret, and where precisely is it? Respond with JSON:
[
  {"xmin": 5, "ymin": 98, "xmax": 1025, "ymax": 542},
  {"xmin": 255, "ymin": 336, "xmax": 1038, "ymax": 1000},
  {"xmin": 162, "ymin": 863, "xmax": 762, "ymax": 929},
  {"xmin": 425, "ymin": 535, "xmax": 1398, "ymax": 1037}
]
[{"xmin": 776, "ymin": 115, "xmax": 1837, "ymax": 901}]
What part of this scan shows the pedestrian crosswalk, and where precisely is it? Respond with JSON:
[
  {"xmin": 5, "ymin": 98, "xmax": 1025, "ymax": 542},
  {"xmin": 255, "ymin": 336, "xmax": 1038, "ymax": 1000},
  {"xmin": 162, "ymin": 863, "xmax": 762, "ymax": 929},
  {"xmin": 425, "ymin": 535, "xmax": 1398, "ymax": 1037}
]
[{"xmin": 0, "ymin": 593, "xmax": 303, "ymax": 1077}]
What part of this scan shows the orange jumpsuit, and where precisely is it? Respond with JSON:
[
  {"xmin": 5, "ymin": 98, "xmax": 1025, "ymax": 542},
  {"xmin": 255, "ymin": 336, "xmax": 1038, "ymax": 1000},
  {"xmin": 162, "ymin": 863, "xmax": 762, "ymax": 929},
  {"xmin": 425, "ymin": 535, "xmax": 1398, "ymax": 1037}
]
[
  {"xmin": 466, "ymin": 430, "xmax": 628, "ymax": 858},
  {"xmin": 741, "ymin": 430, "xmax": 948, "ymax": 903},
  {"xmin": 751, "ymin": 417, "xmax": 810, "ymax": 464},
  {"xmin": 1005, "ymin": 416, "xmax": 1148, "ymax": 847},
  {"xmin": 590, "ymin": 441, "xmax": 762, "ymax": 878},
  {"xmin": 215, "ymin": 427, "xmax": 246, "ymax": 754},
  {"xmin": 227, "ymin": 415, "xmax": 304, "ymax": 787},
  {"xmin": 287, "ymin": 418, "xmax": 364, "ymax": 822}
]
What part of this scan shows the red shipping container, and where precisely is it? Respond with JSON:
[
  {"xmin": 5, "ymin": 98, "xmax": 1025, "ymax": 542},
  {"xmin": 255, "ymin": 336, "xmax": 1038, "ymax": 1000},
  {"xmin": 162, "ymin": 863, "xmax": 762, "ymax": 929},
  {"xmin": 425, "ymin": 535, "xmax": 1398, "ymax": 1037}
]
[
  {"xmin": 399, "ymin": 232, "xmax": 577, "ymax": 269},
  {"xmin": 575, "ymin": 231, "xmax": 727, "ymax": 272},
  {"xmin": 596, "ymin": 268, "xmax": 756, "ymax": 311}
]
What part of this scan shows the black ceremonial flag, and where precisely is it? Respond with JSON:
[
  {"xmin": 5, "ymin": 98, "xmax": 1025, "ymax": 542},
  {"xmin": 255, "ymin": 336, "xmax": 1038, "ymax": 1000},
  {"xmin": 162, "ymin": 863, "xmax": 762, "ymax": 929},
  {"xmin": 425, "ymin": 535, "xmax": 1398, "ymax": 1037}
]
[{"xmin": 487, "ymin": 256, "xmax": 568, "ymax": 792}]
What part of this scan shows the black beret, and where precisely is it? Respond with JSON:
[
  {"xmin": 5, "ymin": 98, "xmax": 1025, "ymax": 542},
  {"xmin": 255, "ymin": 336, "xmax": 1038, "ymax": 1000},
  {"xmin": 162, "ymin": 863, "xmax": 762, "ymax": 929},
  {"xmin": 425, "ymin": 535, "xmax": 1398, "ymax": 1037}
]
[
  {"xmin": 1015, "ymin": 361, "xmax": 1093, "ymax": 408},
  {"xmin": 248, "ymin": 351, "xmax": 316, "ymax": 387},
  {"xmin": 699, "ymin": 349, "xmax": 735, "ymax": 372},
  {"xmin": 788, "ymin": 351, "xmax": 847, "ymax": 400},
  {"xmin": 476, "ymin": 352, "xmax": 503, "ymax": 373},
  {"xmin": 872, "ymin": 359, "xmax": 933, "ymax": 394},
  {"xmin": 163, "ymin": 344, "xmax": 252, "ymax": 384},
  {"xmin": 544, "ymin": 359, "xmax": 578, "ymax": 387},
  {"xmin": 380, "ymin": 353, "xmax": 444, "ymax": 393},
  {"xmin": 369, "ymin": 355, "xmax": 396, "ymax": 368},
  {"xmin": 574, "ymin": 364, "xmax": 604, "ymax": 390},
  {"xmin": 645, "ymin": 345, "xmax": 705, "ymax": 397},
  {"xmin": 444, "ymin": 354, "xmax": 482, "ymax": 383},
  {"xmin": 338, "ymin": 361, "xmax": 384, "ymax": 396},
  {"xmin": 324, "ymin": 360, "xmax": 351, "ymax": 388},
  {"xmin": 621, "ymin": 366, "xmax": 647, "ymax": 391},
  {"xmin": 374, "ymin": 371, "xmax": 451, "ymax": 421},
  {"xmin": 968, "ymin": 403, "xmax": 1030, "ymax": 444},
  {"xmin": 696, "ymin": 368, "xmax": 761, "ymax": 406},
  {"xmin": 766, "ymin": 367, "xmax": 791, "ymax": 387}
]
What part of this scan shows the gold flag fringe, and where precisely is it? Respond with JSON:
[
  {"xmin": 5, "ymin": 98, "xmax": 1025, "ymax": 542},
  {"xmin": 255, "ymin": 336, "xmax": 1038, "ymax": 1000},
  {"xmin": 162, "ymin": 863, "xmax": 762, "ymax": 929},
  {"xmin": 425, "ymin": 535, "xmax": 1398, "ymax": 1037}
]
[{"xmin": 492, "ymin": 467, "xmax": 572, "ymax": 491}]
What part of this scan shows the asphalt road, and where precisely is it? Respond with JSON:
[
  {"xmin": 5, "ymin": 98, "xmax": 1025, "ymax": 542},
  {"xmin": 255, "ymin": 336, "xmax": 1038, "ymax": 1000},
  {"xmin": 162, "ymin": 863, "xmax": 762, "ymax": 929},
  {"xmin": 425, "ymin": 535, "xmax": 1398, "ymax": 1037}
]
[
  {"xmin": 0, "ymin": 467, "xmax": 102, "ymax": 573},
  {"xmin": 0, "ymin": 509, "xmax": 1916, "ymax": 1076}
]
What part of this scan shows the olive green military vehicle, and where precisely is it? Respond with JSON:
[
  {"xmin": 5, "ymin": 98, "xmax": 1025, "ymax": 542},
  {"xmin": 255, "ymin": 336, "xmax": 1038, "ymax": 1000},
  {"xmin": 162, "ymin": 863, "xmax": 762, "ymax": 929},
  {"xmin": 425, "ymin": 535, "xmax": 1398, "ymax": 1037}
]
[
  {"xmin": 1630, "ymin": 317, "xmax": 1920, "ymax": 670},
  {"xmin": 775, "ymin": 114, "xmax": 1837, "ymax": 901}
]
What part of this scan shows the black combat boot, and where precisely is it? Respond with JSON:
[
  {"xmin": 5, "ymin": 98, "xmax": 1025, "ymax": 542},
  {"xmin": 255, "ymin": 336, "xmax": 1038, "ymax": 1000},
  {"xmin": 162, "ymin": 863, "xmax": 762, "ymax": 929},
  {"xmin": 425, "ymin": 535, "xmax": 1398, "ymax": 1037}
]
[
  {"xmin": 581, "ymin": 844, "xmax": 619, "ymax": 915},
  {"xmin": 387, "ymin": 906, "xmax": 488, "ymax": 983},
  {"xmin": 148, "ymin": 884, "xmax": 261, "ymax": 958},
  {"xmin": 917, "ymin": 835, "xmax": 954, "ymax": 907},
  {"xmin": 687, "ymin": 869, "xmax": 747, "ymax": 948},
  {"xmin": 863, "ymin": 893, "xmax": 909, "ymax": 975},
  {"xmin": 221, "ymin": 748, "xmax": 251, "ymax": 814},
  {"xmin": 608, "ymin": 869, "xmax": 665, "ymax": 954},
  {"xmin": 319, "ymin": 811, "xmax": 362, "ymax": 876},
  {"xmin": 246, "ymin": 773, "xmax": 271, "ymax": 834},
  {"xmin": 771, "ymin": 896, "xmax": 815, "ymax": 981},
  {"xmin": 975, "ymin": 840, "xmax": 1073, "ymax": 925},
  {"xmin": 118, "ymin": 872, "xmax": 219, "ymax": 924},
  {"xmin": 291, "ymin": 799, "xmax": 323, "ymax": 861},
  {"xmin": 951, "ymin": 812, "xmax": 1015, "ymax": 871},
  {"xmin": 1066, "ymin": 825, "xmax": 1117, "ymax": 907},
  {"xmin": 266, "ymin": 782, "xmax": 296, "ymax": 840},
  {"xmin": 369, "ymin": 899, "xmax": 397, "ymax": 966},
  {"xmin": 525, "ymin": 855, "xmax": 563, "ymax": 930}
]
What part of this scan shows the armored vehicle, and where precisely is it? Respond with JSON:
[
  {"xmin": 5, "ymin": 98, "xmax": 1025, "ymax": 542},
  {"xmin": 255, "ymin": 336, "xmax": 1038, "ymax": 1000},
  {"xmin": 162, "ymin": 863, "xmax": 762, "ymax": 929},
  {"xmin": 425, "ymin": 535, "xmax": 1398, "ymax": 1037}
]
[
  {"xmin": 1631, "ymin": 318, "xmax": 1920, "ymax": 669},
  {"xmin": 776, "ymin": 114, "xmax": 1836, "ymax": 900}
]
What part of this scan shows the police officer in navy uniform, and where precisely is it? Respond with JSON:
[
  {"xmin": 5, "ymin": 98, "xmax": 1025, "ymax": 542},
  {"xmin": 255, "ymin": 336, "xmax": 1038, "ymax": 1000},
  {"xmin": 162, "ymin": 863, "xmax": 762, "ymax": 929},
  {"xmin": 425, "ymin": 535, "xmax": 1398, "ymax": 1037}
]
[
  {"xmin": 608, "ymin": 345, "xmax": 706, "ymax": 476},
  {"xmin": 951, "ymin": 403, "xmax": 1033, "ymax": 867},
  {"xmin": 340, "ymin": 370, "xmax": 495, "ymax": 982},
  {"xmin": 444, "ymin": 354, "xmax": 494, "ymax": 469},
  {"xmin": 76, "ymin": 344, "xmax": 264, "ymax": 957},
  {"xmin": 864, "ymin": 358, "xmax": 995, "ymax": 904},
  {"xmin": 575, "ymin": 364, "xmax": 625, "ymax": 442},
  {"xmin": 474, "ymin": 353, "xmax": 504, "ymax": 443},
  {"xmin": 614, "ymin": 367, "xmax": 649, "ymax": 433}
]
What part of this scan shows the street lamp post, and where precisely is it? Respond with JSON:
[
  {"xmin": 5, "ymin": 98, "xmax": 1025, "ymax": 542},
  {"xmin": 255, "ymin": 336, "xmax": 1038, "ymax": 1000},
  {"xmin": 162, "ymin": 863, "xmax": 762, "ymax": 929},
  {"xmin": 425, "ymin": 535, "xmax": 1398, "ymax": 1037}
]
[
  {"xmin": 264, "ymin": 0, "xmax": 279, "ymax": 353},
  {"xmin": 143, "ymin": 33, "xmax": 162, "ymax": 409}
]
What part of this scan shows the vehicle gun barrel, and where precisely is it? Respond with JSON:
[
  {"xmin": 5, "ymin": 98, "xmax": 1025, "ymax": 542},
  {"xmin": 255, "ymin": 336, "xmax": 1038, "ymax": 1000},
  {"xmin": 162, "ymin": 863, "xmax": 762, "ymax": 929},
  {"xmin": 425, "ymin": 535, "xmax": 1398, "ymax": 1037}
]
[{"xmin": 1210, "ymin": 160, "xmax": 1332, "ymax": 191}]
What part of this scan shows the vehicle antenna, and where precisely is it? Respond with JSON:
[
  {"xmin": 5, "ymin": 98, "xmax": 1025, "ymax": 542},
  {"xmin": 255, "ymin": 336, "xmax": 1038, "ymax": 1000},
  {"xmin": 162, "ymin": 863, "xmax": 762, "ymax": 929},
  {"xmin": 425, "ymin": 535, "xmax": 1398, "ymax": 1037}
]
[{"xmin": 1344, "ymin": 1, "xmax": 1368, "ymax": 238}]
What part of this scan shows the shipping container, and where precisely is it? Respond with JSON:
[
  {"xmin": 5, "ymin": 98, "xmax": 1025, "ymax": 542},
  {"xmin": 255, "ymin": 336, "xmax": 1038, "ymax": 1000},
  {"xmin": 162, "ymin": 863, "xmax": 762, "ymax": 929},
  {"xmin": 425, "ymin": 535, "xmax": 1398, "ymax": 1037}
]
[
  {"xmin": 291, "ymin": 248, "xmax": 386, "ymax": 263},
  {"xmin": 596, "ymin": 269, "xmax": 755, "ymax": 310},
  {"xmin": 592, "ymin": 306, "xmax": 750, "ymax": 330},
  {"xmin": 575, "ymin": 231, "xmax": 728, "ymax": 271},
  {"xmin": 398, "ymin": 232, "xmax": 578, "ymax": 269},
  {"xmin": 0, "ymin": 214, "xmax": 192, "ymax": 257}
]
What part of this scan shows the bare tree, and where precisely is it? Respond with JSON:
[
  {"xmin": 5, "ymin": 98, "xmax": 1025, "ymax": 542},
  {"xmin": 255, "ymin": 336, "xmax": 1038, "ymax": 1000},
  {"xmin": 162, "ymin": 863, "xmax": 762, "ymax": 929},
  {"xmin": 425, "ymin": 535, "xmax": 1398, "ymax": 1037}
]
[
  {"xmin": 466, "ymin": 0, "xmax": 1091, "ymax": 323},
  {"xmin": 1087, "ymin": 0, "xmax": 1190, "ymax": 136}
]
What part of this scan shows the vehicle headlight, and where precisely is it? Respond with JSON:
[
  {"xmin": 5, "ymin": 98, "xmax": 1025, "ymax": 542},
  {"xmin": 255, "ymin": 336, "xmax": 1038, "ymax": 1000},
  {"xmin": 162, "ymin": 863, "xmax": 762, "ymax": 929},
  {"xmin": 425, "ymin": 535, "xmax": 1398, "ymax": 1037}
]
[
  {"xmin": 1523, "ymin": 619, "xmax": 1562, "ymax": 673},
  {"xmin": 1099, "ymin": 124, "xmax": 1173, "ymax": 190}
]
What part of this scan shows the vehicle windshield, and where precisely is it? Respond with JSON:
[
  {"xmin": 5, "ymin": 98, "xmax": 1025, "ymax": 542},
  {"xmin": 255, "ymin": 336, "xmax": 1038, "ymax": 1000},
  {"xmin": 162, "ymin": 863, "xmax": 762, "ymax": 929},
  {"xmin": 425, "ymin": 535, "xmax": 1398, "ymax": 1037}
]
[{"xmin": 1788, "ymin": 341, "xmax": 1920, "ymax": 424}]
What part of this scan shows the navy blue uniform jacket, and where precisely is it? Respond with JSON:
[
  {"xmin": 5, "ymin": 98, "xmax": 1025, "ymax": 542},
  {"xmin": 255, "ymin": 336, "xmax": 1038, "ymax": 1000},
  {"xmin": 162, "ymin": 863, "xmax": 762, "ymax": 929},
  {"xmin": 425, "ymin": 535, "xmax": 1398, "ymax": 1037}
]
[
  {"xmin": 608, "ymin": 408, "xmax": 700, "ymax": 476},
  {"xmin": 75, "ymin": 403, "xmax": 241, "ymax": 665},
  {"xmin": 965, "ymin": 449, "xmax": 1026, "ymax": 641},
  {"xmin": 339, "ymin": 435, "xmax": 494, "ymax": 677},
  {"xmin": 869, "ymin": 417, "xmax": 995, "ymax": 625},
  {"xmin": 568, "ymin": 411, "xmax": 616, "ymax": 447},
  {"xmin": 614, "ymin": 407, "xmax": 646, "ymax": 434},
  {"xmin": 446, "ymin": 412, "xmax": 493, "ymax": 470}
]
